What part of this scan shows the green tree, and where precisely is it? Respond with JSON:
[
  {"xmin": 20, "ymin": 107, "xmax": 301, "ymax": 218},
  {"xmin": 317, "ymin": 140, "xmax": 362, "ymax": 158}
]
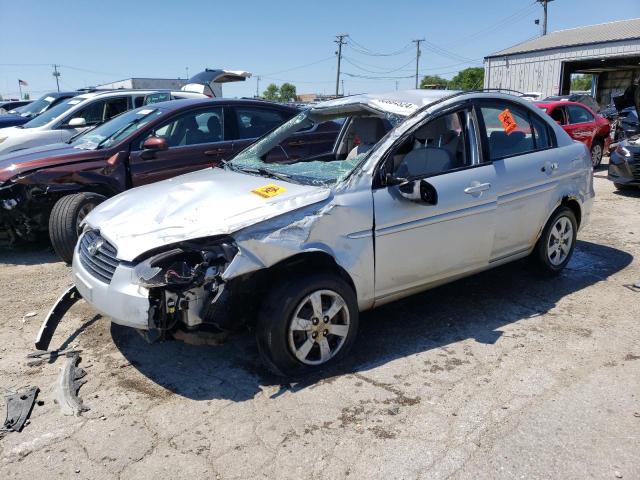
[
  {"xmin": 571, "ymin": 74, "xmax": 592, "ymax": 91},
  {"xmin": 263, "ymin": 83, "xmax": 280, "ymax": 101},
  {"xmin": 23, "ymin": 93, "xmax": 30, "ymax": 100},
  {"xmin": 279, "ymin": 83, "xmax": 297, "ymax": 102},
  {"xmin": 419, "ymin": 75, "xmax": 449, "ymax": 89},
  {"xmin": 449, "ymin": 67, "xmax": 484, "ymax": 91}
]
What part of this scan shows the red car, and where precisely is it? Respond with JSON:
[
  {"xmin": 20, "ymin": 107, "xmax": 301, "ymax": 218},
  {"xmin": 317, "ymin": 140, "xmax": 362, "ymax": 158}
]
[{"xmin": 535, "ymin": 100, "xmax": 610, "ymax": 167}]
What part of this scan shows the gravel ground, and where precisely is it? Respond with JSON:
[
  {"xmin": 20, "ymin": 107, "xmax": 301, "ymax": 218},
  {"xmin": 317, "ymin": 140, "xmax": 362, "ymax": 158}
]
[{"xmin": 0, "ymin": 167, "xmax": 639, "ymax": 480}]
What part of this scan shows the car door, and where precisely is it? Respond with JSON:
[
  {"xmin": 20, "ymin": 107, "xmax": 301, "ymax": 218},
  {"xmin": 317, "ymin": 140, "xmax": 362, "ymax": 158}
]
[
  {"xmin": 476, "ymin": 100, "xmax": 559, "ymax": 260},
  {"xmin": 373, "ymin": 105, "xmax": 498, "ymax": 301},
  {"xmin": 128, "ymin": 106, "xmax": 232, "ymax": 187},
  {"xmin": 564, "ymin": 104, "xmax": 596, "ymax": 148}
]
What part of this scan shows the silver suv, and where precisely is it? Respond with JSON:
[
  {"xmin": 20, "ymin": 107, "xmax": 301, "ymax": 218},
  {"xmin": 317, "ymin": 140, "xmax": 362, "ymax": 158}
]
[{"xmin": 38, "ymin": 90, "xmax": 594, "ymax": 376}]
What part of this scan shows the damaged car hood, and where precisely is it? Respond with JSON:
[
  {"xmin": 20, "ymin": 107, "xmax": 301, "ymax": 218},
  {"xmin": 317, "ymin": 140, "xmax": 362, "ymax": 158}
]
[
  {"xmin": 85, "ymin": 167, "xmax": 331, "ymax": 262},
  {"xmin": 0, "ymin": 143, "xmax": 85, "ymax": 182}
]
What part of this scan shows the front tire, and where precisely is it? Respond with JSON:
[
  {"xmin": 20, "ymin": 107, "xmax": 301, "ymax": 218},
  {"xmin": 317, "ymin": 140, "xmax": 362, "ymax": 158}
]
[
  {"xmin": 49, "ymin": 192, "xmax": 106, "ymax": 264},
  {"xmin": 532, "ymin": 206, "xmax": 578, "ymax": 276},
  {"xmin": 590, "ymin": 140, "xmax": 603, "ymax": 168},
  {"xmin": 256, "ymin": 272, "xmax": 359, "ymax": 377}
]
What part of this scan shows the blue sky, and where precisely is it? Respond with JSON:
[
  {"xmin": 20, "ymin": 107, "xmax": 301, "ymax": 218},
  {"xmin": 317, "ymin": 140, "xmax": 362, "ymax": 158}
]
[{"xmin": 1, "ymin": 0, "xmax": 638, "ymax": 99}]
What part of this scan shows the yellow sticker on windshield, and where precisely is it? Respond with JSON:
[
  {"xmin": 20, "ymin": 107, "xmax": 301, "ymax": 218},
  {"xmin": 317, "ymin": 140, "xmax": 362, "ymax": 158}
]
[{"xmin": 252, "ymin": 184, "xmax": 287, "ymax": 198}]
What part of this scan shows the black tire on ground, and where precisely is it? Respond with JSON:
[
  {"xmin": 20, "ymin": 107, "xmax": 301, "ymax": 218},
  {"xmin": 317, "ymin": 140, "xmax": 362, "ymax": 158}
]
[
  {"xmin": 613, "ymin": 182, "xmax": 635, "ymax": 191},
  {"xmin": 531, "ymin": 206, "xmax": 578, "ymax": 276},
  {"xmin": 256, "ymin": 272, "xmax": 359, "ymax": 377},
  {"xmin": 590, "ymin": 139, "xmax": 603, "ymax": 168},
  {"xmin": 49, "ymin": 192, "xmax": 106, "ymax": 264}
]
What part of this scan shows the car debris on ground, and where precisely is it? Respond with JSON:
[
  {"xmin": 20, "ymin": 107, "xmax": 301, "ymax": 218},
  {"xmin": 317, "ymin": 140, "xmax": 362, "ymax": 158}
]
[{"xmin": 1, "ymin": 386, "xmax": 39, "ymax": 433}]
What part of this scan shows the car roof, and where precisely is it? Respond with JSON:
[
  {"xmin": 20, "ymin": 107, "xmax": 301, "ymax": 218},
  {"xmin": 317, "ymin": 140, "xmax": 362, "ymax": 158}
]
[
  {"xmin": 311, "ymin": 89, "xmax": 458, "ymax": 116},
  {"xmin": 142, "ymin": 97, "xmax": 300, "ymax": 111}
]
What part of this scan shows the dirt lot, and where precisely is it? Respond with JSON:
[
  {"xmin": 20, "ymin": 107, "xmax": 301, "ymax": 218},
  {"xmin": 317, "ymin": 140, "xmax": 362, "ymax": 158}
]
[{"xmin": 0, "ymin": 167, "xmax": 638, "ymax": 480}]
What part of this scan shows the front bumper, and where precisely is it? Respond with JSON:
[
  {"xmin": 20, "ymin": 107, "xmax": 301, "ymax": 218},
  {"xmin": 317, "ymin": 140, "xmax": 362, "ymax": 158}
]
[{"xmin": 72, "ymin": 245, "xmax": 150, "ymax": 330}]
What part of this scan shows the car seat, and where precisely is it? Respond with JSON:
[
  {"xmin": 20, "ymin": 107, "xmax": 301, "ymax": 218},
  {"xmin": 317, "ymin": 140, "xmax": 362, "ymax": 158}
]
[{"xmin": 347, "ymin": 117, "xmax": 387, "ymax": 159}]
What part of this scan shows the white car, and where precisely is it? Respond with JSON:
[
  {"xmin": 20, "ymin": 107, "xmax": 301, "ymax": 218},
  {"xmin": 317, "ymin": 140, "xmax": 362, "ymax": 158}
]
[
  {"xmin": 37, "ymin": 90, "xmax": 594, "ymax": 376},
  {"xmin": 0, "ymin": 90, "xmax": 205, "ymax": 155}
]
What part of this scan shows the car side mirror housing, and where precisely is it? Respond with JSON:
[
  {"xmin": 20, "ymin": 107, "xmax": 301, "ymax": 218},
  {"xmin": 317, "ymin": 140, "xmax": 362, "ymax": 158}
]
[
  {"xmin": 397, "ymin": 178, "xmax": 438, "ymax": 205},
  {"xmin": 140, "ymin": 136, "xmax": 168, "ymax": 159},
  {"xmin": 67, "ymin": 117, "xmax": 87, "ymax": 128}
]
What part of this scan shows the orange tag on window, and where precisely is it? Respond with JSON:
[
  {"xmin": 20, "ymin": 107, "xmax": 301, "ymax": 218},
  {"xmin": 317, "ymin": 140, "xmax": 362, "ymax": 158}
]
[
  {"xmin": 251, "ymin": 184, "xmax": 286, "ymax": 198},
  {"xmin": 498, "ymin": 108, "xmax": 518, "ymax": 135}
]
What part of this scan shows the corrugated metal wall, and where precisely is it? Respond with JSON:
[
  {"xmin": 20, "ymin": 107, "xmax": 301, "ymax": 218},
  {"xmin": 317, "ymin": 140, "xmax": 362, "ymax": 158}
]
[{"xmin": 484, "ymin": 39, "xmax": 640, "ymax": 97}]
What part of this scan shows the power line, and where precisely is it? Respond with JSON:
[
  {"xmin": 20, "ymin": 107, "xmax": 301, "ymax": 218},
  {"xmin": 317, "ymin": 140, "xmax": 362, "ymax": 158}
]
[
  {"xmin": 258, "ymin": 56, "xmax": 335, "ymax": 77},
  {"xmin": 342, "ymin": 56, "xmax": 415, "ymax": 75},
  {"xmin": 347, "ymin": 37, "xmax": 413, "ymax": 57}
]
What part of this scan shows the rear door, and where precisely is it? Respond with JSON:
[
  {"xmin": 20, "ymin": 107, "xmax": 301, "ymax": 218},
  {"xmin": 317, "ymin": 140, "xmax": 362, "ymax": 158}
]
[
  {"xmin": 564, "ymin": 104, "xmax": 596, "ymax": 148},
  {"xmin": 128, "ymin": 106, "xmax": 231, "ymax": 187},
  {"xmin": 476, "ymin": 100, "xmax": 559, "ymax": 260}
]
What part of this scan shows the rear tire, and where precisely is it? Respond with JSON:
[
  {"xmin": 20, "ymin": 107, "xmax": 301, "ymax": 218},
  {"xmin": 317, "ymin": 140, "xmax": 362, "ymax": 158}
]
[
  {"xmin": 590, "ymin": 140, "xmax": 603, "ymax": 168},
  {"xmin": 256, "ymin": 272, "xmax": 359, "ymax": 377},
  {"xmin": 531, "ymin": 206, "xmax": 578, "ymax": 276},
  {"xmin": 49, "ymin": 192, "xmax": 106, "ymax": 264}
]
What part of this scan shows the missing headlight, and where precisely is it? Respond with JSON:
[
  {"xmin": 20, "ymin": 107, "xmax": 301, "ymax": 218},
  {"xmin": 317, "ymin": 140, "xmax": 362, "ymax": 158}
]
[{"xmin": 134, "ymin": 241, "xmax": 238, "ymax": 291}]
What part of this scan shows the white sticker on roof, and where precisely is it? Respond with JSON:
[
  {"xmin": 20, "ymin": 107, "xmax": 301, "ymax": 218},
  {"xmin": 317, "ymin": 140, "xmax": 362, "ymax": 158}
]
[
  {"xmin": 68, "ymin": 99, "xmax": 81, "ymax": 105},
  {"xmin": 137, "ymin": 109, "xmax": 154, "ymax": 115},
  {"xmin": 45, "ymin": 96, "xmax": 55, "ymax": 102}
]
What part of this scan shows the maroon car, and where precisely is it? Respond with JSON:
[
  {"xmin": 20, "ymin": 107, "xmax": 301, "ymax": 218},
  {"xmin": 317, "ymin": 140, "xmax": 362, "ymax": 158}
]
[{"xmin": 0, "ymin": 98, "xmax": 340, "ymax": 262}]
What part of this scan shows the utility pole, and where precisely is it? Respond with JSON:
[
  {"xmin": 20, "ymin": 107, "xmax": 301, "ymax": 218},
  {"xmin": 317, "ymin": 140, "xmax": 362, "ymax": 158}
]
[
  {"xmin": 412, "ymin": 39, "xmax": 425, "ymax": 89},
  {"xmin": 185, "ymin": 67, "xmax": 189, "ymax": 79},
  {"xmin": 52, "ymin": 64, "xmax": 60, "ymax": 92},
  {"xmin": 334, "ymin": 34, "xmax": 348, "ymax": 96},
  {"xmin": 256, "ymin": 75, "xmax": 261, "ymax": 98},
  {"xmin": 537, "ymin": 0, "xmax": 554, "ymax": 35},
  {"xmin": 341, "ymin": 79, "xmax": 344, "ymax": 96}
]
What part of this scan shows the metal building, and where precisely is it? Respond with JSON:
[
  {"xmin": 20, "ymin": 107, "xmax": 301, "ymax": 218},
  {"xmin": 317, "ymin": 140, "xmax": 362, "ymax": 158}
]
[{"xmin": 484, "ymin": 18, "xmax": 640, "ymax": 106}]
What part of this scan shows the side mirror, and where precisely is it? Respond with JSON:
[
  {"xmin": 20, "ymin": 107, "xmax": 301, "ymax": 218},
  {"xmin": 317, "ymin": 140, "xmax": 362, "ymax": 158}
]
[
  {"xmin": 397, "ymin": 178, "xmax": 438, "ymax": 205},
  {"xmin": 67, "ymin": 117, "xmax": 87, "ymax": 128},
  {"xmin": 140, "ymin": 136, "xmax": 168, "ymax": 159}
]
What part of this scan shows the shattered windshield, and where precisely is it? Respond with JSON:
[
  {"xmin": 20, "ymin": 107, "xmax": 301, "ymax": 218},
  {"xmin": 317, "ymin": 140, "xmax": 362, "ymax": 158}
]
[
  {"xmin": 72, "ymin": 107, "xmax": 163, "ymax": 150},
  {"xmin": 229, "ymin": 108, "xmax": 395, "ymax": 186}
]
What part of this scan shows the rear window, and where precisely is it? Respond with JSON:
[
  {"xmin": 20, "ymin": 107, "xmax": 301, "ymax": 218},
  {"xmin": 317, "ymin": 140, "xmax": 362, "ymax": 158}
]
[
  {"xmin": 479, "ymin": 102, "xmax": 553, "ymax": 160},
  {"xmin": 566, "ymin": 105, "xmax": 594, "ymax": 124}
]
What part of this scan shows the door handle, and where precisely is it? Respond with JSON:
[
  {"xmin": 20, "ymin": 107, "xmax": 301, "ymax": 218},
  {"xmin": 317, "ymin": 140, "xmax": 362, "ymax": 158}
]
[
  {"xmin": 541, "ymin": 162, "xmax": 559, "ymax": 172},
  {"xmin": 464, "ymin": 182, "xmax": 491, "ymax": 194}
]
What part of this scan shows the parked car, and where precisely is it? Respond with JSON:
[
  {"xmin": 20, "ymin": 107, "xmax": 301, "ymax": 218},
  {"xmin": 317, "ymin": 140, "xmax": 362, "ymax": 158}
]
[
  {"xmin": 0, "ymin": 98, "xmax": 340, "ymax": 260},
  {"xmin": 0, "ymin": 92, "xmax": 79, "ymax": 129},
  {"xmin": 608, "ymin": 136, "xmax": 640, "ymax": 190},
  {"xmin": 519, "ymin": 92, "xmax": 543, "ymax": 101},
  {"xmin": 0, "ymin": 90, "xmax": 205, "ymax": 155},
  {"xmin": 535, "ymin": 100, "xmax": 610, "ymax": 167},
  {"xmin": 36, "ymin": 90, "xmax": 594, "ymax": 376},
  {"xmin": 543, "ymin": 94, "xmax": 600, "ymax": 113},
  {"xmin": 0, "ymin": 100, "xmax": 32, "ymax": 114}
]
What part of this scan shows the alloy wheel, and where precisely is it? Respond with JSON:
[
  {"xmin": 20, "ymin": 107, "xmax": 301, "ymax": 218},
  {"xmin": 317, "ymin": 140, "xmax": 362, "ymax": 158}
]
[
  {"xmin": 287, "ymin": 289, "xmax": 350, "ymax": 365},
  {"xmin": 547, "ymin": 216, "xmax": 573, "ymax": 266}
]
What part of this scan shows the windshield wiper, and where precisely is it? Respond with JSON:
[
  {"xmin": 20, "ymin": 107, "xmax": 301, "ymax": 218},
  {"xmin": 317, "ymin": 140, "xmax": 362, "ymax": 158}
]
[{"xmin": 232, "ymin": 165, "xmax": 294, "ymax": 183}]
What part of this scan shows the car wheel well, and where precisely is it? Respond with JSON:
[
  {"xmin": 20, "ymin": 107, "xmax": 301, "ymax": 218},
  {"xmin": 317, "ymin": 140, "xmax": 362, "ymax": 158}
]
[
  {"xmin": 561, "ymin": 197, "xmax": 581, "ymax": 228},
  {"xmin": 267, "ymin": 251, "xmax": 357, "ymax": 295}
]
